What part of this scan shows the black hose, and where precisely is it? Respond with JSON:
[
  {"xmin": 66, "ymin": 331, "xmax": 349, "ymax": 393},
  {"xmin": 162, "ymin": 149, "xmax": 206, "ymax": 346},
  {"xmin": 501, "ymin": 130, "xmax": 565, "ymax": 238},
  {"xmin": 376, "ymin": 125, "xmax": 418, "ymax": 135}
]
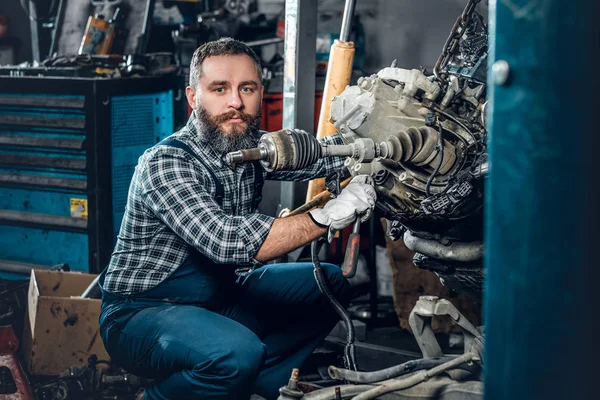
[
  {"xmin": 425, "ymin": 123, "xmax": 445, "ymax": 196},
  {"xmin": 328, "ymin": 356, "xmax": 455, "ymax": 383},
  {"xmin": 311, "ymin": 240, "xmax": 358, "ymax": 371}
]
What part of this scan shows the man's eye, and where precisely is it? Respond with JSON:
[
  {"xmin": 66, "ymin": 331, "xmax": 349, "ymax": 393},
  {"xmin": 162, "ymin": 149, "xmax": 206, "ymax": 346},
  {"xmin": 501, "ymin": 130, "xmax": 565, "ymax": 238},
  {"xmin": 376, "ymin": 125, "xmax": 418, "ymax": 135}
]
[
  {"xmin": 214, "ymin": 88, "xmax": 225, "ymax": 93},
  {"xmin": 241, "ymin": 87, "xmax": 254, "ymax": 93}
]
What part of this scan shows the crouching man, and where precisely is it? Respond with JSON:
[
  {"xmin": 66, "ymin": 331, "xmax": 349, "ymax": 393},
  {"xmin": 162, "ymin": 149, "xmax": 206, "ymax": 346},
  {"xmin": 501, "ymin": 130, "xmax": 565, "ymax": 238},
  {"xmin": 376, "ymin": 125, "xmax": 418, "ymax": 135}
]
[{"xmin": 99, "ymin": 38, "xmax": 376, "ymax": 400}]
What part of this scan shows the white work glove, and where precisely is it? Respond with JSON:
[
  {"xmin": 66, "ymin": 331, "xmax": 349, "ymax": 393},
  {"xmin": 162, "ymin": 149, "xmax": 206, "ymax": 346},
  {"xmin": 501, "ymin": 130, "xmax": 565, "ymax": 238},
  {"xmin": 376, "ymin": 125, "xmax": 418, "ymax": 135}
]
[{"xmin": 308, "ymin": 175, "xmax": 377, "ymax": 240}]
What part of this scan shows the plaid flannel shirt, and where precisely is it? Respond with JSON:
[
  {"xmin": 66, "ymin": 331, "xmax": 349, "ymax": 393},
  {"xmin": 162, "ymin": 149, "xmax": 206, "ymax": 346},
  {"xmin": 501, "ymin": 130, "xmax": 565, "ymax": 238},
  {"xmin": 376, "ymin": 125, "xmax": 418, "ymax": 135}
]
[{"xmin": 103, "ymin": 116, "xmax": 345, "ymax": 294}]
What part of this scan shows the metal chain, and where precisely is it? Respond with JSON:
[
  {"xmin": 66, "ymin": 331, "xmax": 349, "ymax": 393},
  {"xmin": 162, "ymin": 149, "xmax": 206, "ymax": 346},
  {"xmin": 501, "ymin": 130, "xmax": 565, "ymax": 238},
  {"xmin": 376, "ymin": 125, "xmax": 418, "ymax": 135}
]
[{"xmin": 433, "ymin": 0, "xmax": 482, "ymax": 82}]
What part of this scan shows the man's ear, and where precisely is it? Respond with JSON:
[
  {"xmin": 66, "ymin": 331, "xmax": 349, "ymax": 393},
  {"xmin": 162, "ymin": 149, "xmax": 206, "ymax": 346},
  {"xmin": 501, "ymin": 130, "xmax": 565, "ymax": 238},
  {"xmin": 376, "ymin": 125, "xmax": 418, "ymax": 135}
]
[{"xmin": 185, "ymin": 86, "xmax": 196, "ymax": 110}]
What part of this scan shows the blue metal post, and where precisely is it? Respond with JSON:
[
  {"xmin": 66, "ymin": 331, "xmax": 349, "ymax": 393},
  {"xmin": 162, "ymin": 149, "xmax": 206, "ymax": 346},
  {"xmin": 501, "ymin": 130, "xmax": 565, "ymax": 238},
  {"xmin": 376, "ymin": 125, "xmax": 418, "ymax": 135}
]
[{"xmin": 485, "ymin": 1, "xmax": 600, "ymax": 399}]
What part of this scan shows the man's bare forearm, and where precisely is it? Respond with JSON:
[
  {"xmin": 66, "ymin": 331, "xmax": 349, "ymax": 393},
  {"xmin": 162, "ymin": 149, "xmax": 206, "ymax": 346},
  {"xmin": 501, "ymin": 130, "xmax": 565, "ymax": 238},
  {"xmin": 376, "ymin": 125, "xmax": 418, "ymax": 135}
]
[{"xmin": 254, "ymin": 214, "xmax": 326, "ymax": 263}]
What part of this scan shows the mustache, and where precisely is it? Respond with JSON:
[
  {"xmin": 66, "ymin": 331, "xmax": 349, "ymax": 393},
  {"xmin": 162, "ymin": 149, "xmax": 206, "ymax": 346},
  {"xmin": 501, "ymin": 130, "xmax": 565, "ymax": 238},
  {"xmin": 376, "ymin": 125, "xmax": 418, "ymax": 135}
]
[{"xmin": 212, "ymin": 110, "xmax": 254, "ymax": 125}]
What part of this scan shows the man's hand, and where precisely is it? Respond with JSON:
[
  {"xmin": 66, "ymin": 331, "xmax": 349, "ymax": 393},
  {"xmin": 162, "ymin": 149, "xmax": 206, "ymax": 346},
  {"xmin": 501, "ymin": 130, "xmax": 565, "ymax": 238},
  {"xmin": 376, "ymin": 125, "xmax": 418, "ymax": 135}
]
[
  {"xmin": 254, "ymin": 175, "xmax": 376, "ymax": 263},
  {"xmin": 308, "ymin": 175, "xmax": 377, "ymax": 231}
]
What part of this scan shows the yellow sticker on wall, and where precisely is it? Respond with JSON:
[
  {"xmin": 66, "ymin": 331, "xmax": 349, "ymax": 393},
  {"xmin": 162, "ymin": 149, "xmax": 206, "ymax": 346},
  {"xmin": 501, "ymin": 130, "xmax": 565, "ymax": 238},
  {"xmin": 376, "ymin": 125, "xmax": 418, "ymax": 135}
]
[{"xmin": 70, "ymin": 198, "xmax": 88, "ymax": 218}]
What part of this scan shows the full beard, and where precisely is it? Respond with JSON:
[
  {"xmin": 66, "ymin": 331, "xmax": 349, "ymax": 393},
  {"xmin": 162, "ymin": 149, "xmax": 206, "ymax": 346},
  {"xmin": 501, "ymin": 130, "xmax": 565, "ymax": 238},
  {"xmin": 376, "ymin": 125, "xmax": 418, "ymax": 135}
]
[{"xmin": 195, "ymin": 106, "xmax": 261, "ymax": 154}]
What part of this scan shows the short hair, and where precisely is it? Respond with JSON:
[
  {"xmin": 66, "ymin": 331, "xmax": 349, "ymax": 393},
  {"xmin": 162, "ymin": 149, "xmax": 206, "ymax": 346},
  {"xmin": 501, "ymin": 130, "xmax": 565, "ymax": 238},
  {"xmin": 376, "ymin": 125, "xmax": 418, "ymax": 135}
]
[{"xmin": 189, "ymin": 37, "xmax": 263, "ymax": 88}]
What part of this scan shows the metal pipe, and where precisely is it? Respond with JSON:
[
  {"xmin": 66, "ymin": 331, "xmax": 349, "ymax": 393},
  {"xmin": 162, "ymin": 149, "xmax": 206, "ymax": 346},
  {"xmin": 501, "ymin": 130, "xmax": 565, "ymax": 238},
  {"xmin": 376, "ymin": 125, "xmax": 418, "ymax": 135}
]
[
  {"xmin": 321, "ymin": 144, "xmax": 355, "ymax": 158},
  {"xmin": 29, "ymin": 0, "xmax": 40, "ymax": 61},
  {"xmin": 403, "ymin": 231, "xmax": 483, "ymax": 262},
  {"xmin": 339, "ymin": 0, "xmax": 357, "ymax": 42},
  {"xmin": 245, "ymin": 37, "xmax": 284, "ymax": 47},
  {"xmin": 137, "ymin": 0, "xmax": 156, "ymax": 54},
  {"xmin": 226, "ymin": 147, "xmax": 266, "ymax": 164},
  {"xmin": 81, "ymin": 275, "xmax": 101, "ymax": 298},
  {"xmin": 471, "ymin": 161, "xmax": 488, "ymax": 178},
  {"xmin": 352, "ymin": 352, "xmax": 474, "ymax": 400},
  {"xmin": 48, "ymin": 0, "xmax": 65, "ymax": 57},
  {"xmin": 280, "ymin": 0, "xmax": 317, "ymax": 211},
  {"xmin": 328, "ymin": 356, "xmax": 454, "ymax": 383},
  {"xmin": 0, "ymin": 259, "xmax": 51, "ymax": 275}
]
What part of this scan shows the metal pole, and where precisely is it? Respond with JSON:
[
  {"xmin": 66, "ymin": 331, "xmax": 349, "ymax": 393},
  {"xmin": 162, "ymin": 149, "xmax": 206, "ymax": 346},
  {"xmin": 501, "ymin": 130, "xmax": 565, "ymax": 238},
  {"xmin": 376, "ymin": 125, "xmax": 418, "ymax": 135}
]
[
  {"xmin": 280, "ymin": 0, "xmax": 318, "ymax": 212},
  {"xmin": 339, "ymin": 0, "xmax": 357, "ymax": 42},
  {"xmin": 28, "ymin": 0, "xmax": 40, "ymax": 61},
  {"xmin": 484, "ymin": 1, "xmax": 600, "ymax": 399},
  {"xmin": 48, "ymin": 0, "xmax": 65, "ymax": 57},
  {"xmin": 0, "ymin": 260, "xmax": 49, "ymax": 275},
  {"xmin": 137, "ymin": 0, "xmax": 157, "ymax": 54}
]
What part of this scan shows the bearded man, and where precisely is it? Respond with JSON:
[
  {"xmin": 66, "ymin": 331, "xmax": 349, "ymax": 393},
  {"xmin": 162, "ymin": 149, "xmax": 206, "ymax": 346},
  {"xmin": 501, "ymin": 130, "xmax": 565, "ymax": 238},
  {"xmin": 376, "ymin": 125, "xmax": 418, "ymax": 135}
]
[{"xmin": 98, "ymin": 38, "xmax": 376, "ymax": 400}]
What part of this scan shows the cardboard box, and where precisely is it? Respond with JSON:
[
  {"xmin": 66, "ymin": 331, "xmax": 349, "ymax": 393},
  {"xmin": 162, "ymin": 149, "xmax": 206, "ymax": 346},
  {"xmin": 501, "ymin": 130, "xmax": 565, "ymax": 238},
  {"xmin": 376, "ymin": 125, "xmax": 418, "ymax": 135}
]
[{"xmin": 21, "ymin": 270, "xmax": 109, "ymax": 375}]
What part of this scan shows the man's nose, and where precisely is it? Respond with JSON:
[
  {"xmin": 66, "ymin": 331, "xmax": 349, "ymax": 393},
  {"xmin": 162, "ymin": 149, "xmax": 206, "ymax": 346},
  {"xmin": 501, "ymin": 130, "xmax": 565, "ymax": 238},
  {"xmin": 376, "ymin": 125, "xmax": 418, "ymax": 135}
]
[{"xmin": 228, "ymin": 91, "xmax": 243, "ymax": 109}]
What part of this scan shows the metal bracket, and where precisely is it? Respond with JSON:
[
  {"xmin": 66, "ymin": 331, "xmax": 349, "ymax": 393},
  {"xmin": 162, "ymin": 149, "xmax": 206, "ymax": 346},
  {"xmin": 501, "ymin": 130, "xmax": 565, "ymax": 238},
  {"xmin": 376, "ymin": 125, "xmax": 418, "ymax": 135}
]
[{"xmin": 408, "ymin": 295, "xmax": 481, "ymax": 359}]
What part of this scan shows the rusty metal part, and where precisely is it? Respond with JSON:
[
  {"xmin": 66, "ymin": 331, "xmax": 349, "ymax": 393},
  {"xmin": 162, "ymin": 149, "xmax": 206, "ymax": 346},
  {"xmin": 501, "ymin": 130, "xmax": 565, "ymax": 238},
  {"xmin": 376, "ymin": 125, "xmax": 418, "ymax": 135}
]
[
  {"xmin": 280, "ymin": 177, "xmax": 351, "ymax": 217},
  {"xmin": 233, "ymin": 126, "xmax": 457, "ymax": 179},
  {"xmin": 225, "ymin": 147, "xmax": 266, "ymax": 164},
  {"xmin": 341, "ymin": 219, "xmax": 361, "ymax": 278},
  {"xmin": 226, "ymin": 129, "xmax": 323, "ymax": 172},
  {"xmin": 277, "ymin": 368, "xmax": 303, "ymax": 399},
  {"xmin": 260, "ymin": 129, "xmax": 322, "ymax": 172},
  {"xmin": 0, "ymin": 326, "xmax": 35, "ymax": 400}
]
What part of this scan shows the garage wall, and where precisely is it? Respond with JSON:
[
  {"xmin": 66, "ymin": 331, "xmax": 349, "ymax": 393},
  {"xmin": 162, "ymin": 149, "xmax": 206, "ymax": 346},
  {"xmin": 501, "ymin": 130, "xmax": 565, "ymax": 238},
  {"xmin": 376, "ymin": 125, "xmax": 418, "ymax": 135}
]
[{"xmin": 258, "ymin": 0, "xmax": 485, "ymax": 73}]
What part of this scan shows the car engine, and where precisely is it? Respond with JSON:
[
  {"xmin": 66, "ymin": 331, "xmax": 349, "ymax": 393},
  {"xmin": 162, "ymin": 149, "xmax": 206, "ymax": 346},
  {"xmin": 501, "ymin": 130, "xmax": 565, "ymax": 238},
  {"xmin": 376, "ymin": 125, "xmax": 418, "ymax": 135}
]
[
  {"xmin": 329, "ymin": 0, "xmax": 488, "ymax": 300},
  {"xmin": 225, "ymin": 1, "xmax": 488, "ymax": 398},
  {"xmin": 227, "ymin": 0, "xmax": 488, "ymax": 301}
]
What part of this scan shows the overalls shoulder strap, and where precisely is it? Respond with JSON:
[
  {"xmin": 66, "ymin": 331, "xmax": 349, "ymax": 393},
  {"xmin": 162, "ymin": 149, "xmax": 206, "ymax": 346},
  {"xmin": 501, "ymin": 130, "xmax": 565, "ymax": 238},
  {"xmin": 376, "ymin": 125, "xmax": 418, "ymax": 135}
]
[
  {"xmin": 157, "ymin": 138, "xmax": 224, "ymax": 206},
  {"xmin": 252, "ymin": 161, "xmax": 264, "ymax": 210}
]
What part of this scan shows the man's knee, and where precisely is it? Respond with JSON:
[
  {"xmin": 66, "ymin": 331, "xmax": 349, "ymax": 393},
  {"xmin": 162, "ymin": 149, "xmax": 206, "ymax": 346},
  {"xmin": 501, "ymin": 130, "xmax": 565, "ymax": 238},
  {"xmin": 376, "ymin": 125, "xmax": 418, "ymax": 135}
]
[
  {"xmin": 321, "ymin": 263, "xmax": 352, "ymax": 302},
  {"xmin": 189, "ymin": 335, "xmax": 266, "ymax": 392}
]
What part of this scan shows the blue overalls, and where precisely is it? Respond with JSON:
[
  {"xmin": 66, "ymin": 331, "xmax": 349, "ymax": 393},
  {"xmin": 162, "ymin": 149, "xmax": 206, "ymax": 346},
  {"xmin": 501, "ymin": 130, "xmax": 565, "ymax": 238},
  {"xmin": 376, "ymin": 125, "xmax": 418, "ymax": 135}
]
[
  {"xmin": 99, "ymin": 139, "xmax": 351, "ymax": 399},
  {"xmin": 99, "ymin": 255, "xmax": 350, "ymax": 400}
]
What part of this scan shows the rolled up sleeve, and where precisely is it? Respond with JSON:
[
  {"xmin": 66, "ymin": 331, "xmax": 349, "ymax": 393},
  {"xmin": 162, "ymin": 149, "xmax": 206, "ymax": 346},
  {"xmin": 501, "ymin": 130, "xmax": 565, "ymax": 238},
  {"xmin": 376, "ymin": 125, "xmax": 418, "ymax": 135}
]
[{"xmin": 140, "ymin": 150, "xmax": 274, "ymax": 264}]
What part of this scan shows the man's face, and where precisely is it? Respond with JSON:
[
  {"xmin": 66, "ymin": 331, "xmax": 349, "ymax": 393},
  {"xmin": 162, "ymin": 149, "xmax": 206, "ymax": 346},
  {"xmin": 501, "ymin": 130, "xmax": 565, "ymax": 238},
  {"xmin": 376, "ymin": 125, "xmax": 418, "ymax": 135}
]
[{"xmin": 185, "ymin": 54, "xmax": 264, "ymax": 153}]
